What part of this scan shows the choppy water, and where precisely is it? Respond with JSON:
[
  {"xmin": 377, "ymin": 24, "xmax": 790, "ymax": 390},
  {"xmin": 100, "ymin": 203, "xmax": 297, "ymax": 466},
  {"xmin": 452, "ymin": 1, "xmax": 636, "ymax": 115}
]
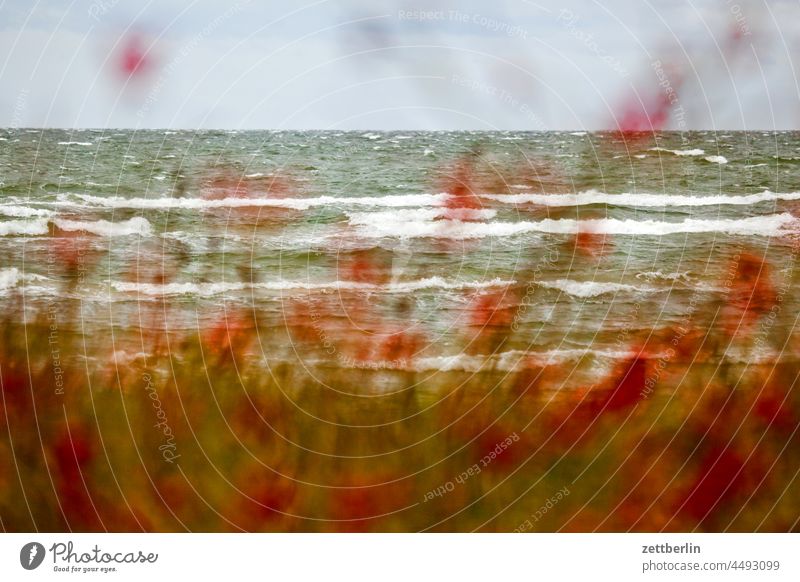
[{"xmin": 2, "ymin": 129, "xmax": 799, "ymax": 373}]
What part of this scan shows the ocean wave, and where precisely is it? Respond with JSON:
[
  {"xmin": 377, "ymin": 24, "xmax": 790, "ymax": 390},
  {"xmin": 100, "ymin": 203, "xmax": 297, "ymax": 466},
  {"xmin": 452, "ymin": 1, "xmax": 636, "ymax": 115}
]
[
  {"xmin": 0, "ymin": 267, "xmax": 22, "ymax": 291},
  {"xmin": 348, "ymin": 213, "xmax": 797, "ymax": 239},
  {"xmin": 0, "ymin": 267, "xmax": 48, "ymax": 291},
  {"xmin": 61, "ymin": 190, "xmax": 800, "ymax": 212},
  {"xmin": 0, "ymin": 218, "xmax": 50, "ymax": 236},
  {"xmin": 110, "ymin": 350, "xmax": 151, "ymax": 365},
  {"xmin": 649, "ymin": 147, "xmax": 705, "ymax": 156},
  {"xmin": 412, "ymin": 348, "xmax": 656, "ymax": 372},
  {"xmin": 349, "ymin": 217, "xmax": 534, "ymax": 239},
  {"xmin": 112, "ymin": 281, "xmax": 253, "ymax": 297},
  {"xmin": 635, "ymin": 270, "xmax": 692, "ymax": 282},
  {"xmin": 0, "ymin": 216, "xmax": 152, "ymax": 237},
  {"xmin": 71, "ymin": 193, "xmax": 449, "ymax": 211},
  {"xmin": 54, "ymin": 217, "xmax": 152, "ymax": 237},
  {"xmin": 704, "ymin": 155, "xmax": 728, "ymax": 164},
  {"xmin": 0, "ymin": 205, "xmax": 53, "ymax": 218},
  {"xmin": 57, "ymin": 141, "xmax": 93, "ymax": 146},
  {"xmin": 538, "ymin": 279, "xmax": 659, "ymax": 298},
  {"xmin": 481, "ymin": 189, "xmax": 800, "ymax": 207},
  {"xmin": 346, "ymin": 208, "xmax": 497, "ymax": 224},
  {"xmin": 111, "ymin": 276, "xmax": 515, "ymax": 297},
  {"xmin": 723, "ymin": 346, "xmax": 783, "ymax": 365},
  {"xmin": 0, "ymin": 268, "xmax": 20, "ymax": 290}
]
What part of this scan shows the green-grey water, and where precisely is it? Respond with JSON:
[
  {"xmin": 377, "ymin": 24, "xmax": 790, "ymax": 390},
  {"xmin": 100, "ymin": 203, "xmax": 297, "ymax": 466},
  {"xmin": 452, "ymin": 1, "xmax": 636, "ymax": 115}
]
[{"xmin": 1, "ymin": 129, "xmax": 799, "ymax": 373}]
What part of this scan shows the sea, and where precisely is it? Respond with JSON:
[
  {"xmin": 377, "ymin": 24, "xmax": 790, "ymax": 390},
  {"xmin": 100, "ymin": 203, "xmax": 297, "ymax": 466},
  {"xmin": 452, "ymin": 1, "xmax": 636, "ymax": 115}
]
[{"xmin": 1, "ymin": 129, "xmax": 799, "ymax": 382}]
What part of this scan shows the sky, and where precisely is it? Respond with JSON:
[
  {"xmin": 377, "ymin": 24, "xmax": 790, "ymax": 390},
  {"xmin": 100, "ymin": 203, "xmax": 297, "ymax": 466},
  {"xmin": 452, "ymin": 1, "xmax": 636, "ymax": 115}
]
[{"xmin": 1, "ymin": 0, "xmax": 799, "ymax": 129}]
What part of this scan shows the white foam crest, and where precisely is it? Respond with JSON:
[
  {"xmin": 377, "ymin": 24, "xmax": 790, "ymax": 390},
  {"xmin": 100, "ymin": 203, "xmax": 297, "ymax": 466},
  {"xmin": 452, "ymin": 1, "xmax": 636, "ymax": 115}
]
[
  {"xmin": 0, "ymin": 268, "xmax": 23, "ymax": 290},
  {"xmin": 412, "ymin": 348, "xmax": 645, "ymax": 372},
  {"xmin": 636, "ymin": 270, "xmax": 692, "ymax": 282},
  {"xmin": 723, "ymin": 346, "xmax": 782, "ymax": 365},
  {"xmin": 705, "ymin": 155, "xmax": 728, "ymax": 164},
  {"xmin": 546, "ymin": 214, "xmax": 797, "ymax": 236},
  {"xmin": 72, "ymin": 193, "xmax": 449, "ymax": 211},
  {"xmin": 650, "ymin": 147, "xmax": 705, "ymax": 156},
  {"xmin": 0, "ymin": 205, "xmax": 53, "ymax": 218},
  {"xmin": 350, "ymin": 217, "xmax": 534, "ymax": 239},
  {"xmin": 481, "ymin": 189, "xmax": 800, "ymax": 207},
  {"xmin": 112, "ymin": 281, "xmax": 248, "ymax": 297},
  {"xmin": 414, "ymin": 353, "xmax": 514, "ymax": 372},
  {"xmin": 0, "ymin": 267, "xmax": 48, "ymax": 290},
  {"xmin": 388, "ymin": 276, "xmax": 514, "ymax": 292},
  {"xmin": 111, "ymin": 276, "xmax": 515, "ymax": 297},
  {"xmin": 54, "ymin": 216, "xmax": 152, "ymax": 237},
  {"xmin": 538, "ymin": 279, "xmax": 658, "ymax": 298},
  {"xmin": 349, "ymin": 213, "xmax": 797, "ymax": 239},
  {"xmin": 0, "ymin": 218, "xmax": 50, "ymax": 236},
  {"xmin": 346, "ymin": 208, "xmax": 497, "ymax": 224},
  {"xmin": 110, "ymin": 350, "xmax": 150, "ymax": 365}
]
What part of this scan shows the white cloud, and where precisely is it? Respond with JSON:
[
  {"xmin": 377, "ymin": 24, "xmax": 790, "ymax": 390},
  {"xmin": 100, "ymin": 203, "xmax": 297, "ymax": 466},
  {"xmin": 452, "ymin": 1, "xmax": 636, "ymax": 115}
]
[{"xmin": 1, "ymin": 0, "xmax": 798, "ymax": 129}]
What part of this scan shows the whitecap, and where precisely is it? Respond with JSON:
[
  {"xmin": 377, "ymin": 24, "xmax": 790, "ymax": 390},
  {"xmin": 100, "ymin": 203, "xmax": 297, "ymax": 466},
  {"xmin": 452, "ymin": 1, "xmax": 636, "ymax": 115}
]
[
  {"xmin": 0, "ymin": 268, "xmax": 23, "ymax": 290},
  {"xmin": 482, "ymin": 189, "xmax": 800, "ymax": 208},
  {"xmin": 538, "ymin": 279, "xmax": 659, "ymax": 298},
  {"xmin": 0, "ymin": 205, "xmax": 53, "ymax": 218},
  {"xmin": 54, "ymin": 216, "xmax": 152, "ymax": 237},
  {"xmin": 110, "ymin": 276, "xmax": 515, "ymax": 297},
  {"xmin": 348, "ymin": 213, "xmax": 797, "ymax": 240},
  {"xmin": 0, "ymin": 267, "xmax": 48, "ymax": 291},
  {"xmin": 635, "ymin": 271, "xmax": 692, "ymax": 282},
  {"xmin": 111, "ymin": 350, "xmax": 150, "ymax": 365},
  {"xmin": 71, "ymin": 193, "xmax": 449, "ymax": 211},
  {"xmin": 649, "ymin": 147, "xmax": 705, "ymax": 156},
  {"xmin": 0, "ymin": 218, "xmax": 50, "ymax": 236},
  {"xmin": 412, "ymin": 348, "xmax": 654, "ymax": 373},
  {"xmin": 346, "ymin": 208, "xmax": 497, "ymax": 224}
]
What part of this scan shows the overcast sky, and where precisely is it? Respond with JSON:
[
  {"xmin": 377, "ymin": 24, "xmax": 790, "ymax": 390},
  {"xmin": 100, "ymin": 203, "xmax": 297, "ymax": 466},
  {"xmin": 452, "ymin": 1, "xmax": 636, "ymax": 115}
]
[{"xmin": 1, "ymin": 0, "xmax": 799, "ymax": 129}]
